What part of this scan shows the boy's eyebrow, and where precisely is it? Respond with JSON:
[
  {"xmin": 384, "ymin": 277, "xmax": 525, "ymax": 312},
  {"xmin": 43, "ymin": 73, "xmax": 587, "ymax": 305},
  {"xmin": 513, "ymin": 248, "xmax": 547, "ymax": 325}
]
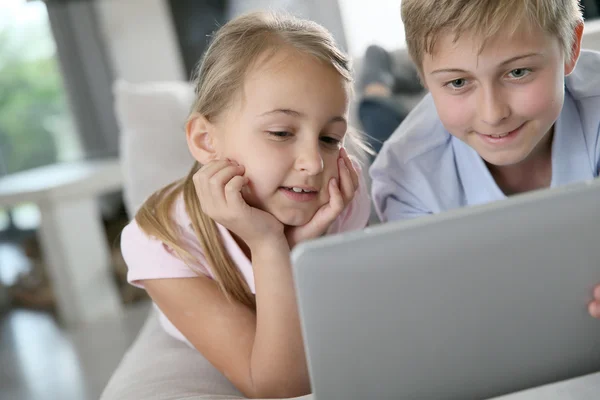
[
  {"xmin": 259, "ymin": 109, "xmax": 347, "ymax": 123},
  {"xmin": 431, "ymin": 68, "xmax": 469, "ymax": 75},
  {"xmin": 498, "ymin": 52, "xmax": 544, "ymax": 66},
  {"xmin": 431, "ymin": 53, "xmax": 544, "ymax": 75}
]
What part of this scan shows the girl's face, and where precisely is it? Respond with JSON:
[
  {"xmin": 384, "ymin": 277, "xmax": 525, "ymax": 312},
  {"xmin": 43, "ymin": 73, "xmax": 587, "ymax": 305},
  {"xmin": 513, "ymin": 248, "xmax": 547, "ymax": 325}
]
[{"xmin": 210, "ymin": 48, "xmax": 350, "ymax": 226}]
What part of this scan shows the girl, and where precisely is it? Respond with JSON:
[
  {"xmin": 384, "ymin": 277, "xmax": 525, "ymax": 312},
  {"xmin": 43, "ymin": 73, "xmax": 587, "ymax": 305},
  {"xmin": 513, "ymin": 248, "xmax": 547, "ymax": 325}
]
[{"xmin": 120, "ymin": 12, "xmax": 371, "ymax": 399}]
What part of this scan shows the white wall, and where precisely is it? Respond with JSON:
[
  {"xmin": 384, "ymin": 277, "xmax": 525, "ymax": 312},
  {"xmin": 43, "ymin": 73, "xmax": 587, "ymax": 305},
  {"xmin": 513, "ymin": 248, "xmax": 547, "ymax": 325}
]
[
  {"xmin": 228, "ymin": 0, "xmax": 348, "ymax": 51},
  {"xmin": 94, "ymin": 0, "xmax": 600, "ymax": 84},
  {"xmin": 94, "ymin": 0, "xmax": 185, "ymax": 83},
  {"xmin": 582, "ymin": 19, "xmax": 600, "ymax": 52},
  {"xmin": 338, "ymin": 0, "xmax": 405, "ymax": 57},
  {"xmin": 95, "ymin": 0, "xmax": 348, "ymax": 84}
]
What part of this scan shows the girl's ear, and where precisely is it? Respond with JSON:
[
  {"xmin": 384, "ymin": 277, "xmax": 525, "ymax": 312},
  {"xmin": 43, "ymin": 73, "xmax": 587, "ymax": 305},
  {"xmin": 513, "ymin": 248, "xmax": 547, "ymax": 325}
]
[{"xmin": 186, "ymin": 112, "xmax": 217, "ymax": 164}]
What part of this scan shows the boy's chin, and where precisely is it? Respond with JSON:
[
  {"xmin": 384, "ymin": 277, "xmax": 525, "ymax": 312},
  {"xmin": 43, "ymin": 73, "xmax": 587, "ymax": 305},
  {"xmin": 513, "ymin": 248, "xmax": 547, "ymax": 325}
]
[{"xmin": 478, "ymin": 148, "xmax": 533, "ymax": 167}]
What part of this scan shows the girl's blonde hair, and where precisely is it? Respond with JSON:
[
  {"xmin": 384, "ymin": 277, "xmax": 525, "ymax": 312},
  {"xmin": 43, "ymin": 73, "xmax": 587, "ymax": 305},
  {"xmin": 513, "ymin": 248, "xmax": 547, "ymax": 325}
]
[
  {"xmin": 401, "ymin": 0, "xmax": 583, "ymax": 76},
  {"xmin": 135, "ymin": 12, "xmax": 368, "ymax": 309}
]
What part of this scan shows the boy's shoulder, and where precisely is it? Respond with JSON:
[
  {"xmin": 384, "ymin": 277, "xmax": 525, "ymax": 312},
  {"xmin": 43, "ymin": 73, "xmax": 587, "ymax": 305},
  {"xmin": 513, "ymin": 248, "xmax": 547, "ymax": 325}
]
[
  {"xmin": 370, "ymin": 92, "xmax": 460, "ymax": 193},
  {"xmin": 369, "ymin": 94, "xmax": 466, "ymax": 219},
  {"xmin": 565, "ymin": 50, "xmax": 600, "ymax": 166},
  {"xmin": 566, "ymin": 50, "xmax": 600, "ymax": 101}
]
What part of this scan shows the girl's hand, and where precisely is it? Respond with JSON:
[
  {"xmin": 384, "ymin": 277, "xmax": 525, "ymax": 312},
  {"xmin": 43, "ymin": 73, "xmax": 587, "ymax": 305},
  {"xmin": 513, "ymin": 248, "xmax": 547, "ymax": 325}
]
[
  {"xmin": 589, "ymin": 284, "xmax": 600, "ymax": 318},
  {"xmin": 193, "ymin": 159, "xmax": 285, "ymax": 250},
  {"xmin": 285, "ymin": 148, "xmax": 359, "ymax": 249}
]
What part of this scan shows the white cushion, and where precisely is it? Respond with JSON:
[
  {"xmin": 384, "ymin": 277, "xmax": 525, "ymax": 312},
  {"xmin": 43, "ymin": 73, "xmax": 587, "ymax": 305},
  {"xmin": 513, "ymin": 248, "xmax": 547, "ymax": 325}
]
[
  {"xmin": 100, "ymin": 310, "xmax": 244, "ymax": 400},
  {"xmin": 100, "ymin": 310, "xmax": 313, "ymax": 400},
  {"xmin": 113, "ymin": 80, "xmax": 196, "ymax": 216}
]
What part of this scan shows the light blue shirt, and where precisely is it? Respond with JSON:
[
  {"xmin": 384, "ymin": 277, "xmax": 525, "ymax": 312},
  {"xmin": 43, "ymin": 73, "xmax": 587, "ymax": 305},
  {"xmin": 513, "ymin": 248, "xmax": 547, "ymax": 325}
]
[{"xmin": 370, "ymin": 50, "xmax": 600, "ymax": 222}]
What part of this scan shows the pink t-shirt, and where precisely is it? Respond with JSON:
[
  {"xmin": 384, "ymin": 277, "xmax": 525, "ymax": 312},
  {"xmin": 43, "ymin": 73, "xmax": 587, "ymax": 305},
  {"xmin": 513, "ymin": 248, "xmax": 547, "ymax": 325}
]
[{"xmin": 121, "ymin": 169, "xmax": 371, "ymax": 343}]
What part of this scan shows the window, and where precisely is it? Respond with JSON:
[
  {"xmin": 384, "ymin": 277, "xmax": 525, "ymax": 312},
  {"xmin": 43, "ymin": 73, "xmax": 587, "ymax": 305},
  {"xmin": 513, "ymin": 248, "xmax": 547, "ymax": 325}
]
[
  {"xmin": 0, "ymin": 0, "xmax": 81, "ymax": 176},
  {"xmin": 337, "ymin": 0, "xmax": 406, "ymax": 58},
  {"xmin": 0, "ymin": 0, "xmax": 81, "ymax": 232},
  {"xmin": 167, "ymin": 0, "xmax": 228, "ymax": 79}
]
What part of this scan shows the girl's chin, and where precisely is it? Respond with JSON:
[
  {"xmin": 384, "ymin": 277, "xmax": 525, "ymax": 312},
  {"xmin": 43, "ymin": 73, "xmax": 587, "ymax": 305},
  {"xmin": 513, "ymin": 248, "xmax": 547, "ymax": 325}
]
[
  {"xmin": 263, "ymin": 201, "xmax": 327, "ymax": 227},
  {"xmin": 275, "ymin": 211, "xmax": 315, "ymax": 227},
  {"xmin": 279, "ymin": 216, "xmax": 311, "ymax": 227}
]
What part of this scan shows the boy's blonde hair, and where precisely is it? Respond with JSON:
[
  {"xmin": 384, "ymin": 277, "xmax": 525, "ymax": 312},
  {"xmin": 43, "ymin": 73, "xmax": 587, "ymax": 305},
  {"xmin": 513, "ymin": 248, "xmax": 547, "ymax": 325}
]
[
  {"xmin": 135, "ymin": 12, "xmax": 367, "ymax": 309},
  {"xmin": 402, "ymin": 0, "xmax": 583, "ymax": 74}
]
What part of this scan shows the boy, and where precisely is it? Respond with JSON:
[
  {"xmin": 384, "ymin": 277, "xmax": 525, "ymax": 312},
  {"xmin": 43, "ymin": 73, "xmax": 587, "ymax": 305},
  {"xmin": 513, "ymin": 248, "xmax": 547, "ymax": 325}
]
[{"xmin": 369, "ymin": 0, "xmax": 600, "ymax": 316}]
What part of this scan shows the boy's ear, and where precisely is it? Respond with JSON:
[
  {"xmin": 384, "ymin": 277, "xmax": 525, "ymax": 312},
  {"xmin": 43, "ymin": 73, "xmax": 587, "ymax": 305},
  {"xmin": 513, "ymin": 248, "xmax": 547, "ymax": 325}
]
[
  {"xmin": 186, "ymin": 112, "xmax": 217, "ymax": 164},
  {"xmin": 565, "ymin": 21, "xmax": 584, "ymax": 76}
]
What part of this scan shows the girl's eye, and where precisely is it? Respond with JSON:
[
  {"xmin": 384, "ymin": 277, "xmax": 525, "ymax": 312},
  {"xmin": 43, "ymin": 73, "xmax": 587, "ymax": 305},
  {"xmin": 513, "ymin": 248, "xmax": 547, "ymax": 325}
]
[
  {"xmin": 508, "ymin": 68, "xmax": 531, "ymax": 79},
  {"xmin": 267, "ymin": 131, "xmax": 291, "ymax": 139},
  {"xmin": 320, "ymin": 136, "xmax": 341, "ymax": 146}
]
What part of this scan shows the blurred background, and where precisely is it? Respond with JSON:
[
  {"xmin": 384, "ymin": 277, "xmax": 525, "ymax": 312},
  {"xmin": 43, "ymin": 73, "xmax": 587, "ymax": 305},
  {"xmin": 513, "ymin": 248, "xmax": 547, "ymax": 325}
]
[{"xmin": 0, "ymin": 1, "xmax": 599, "ymax": 399}]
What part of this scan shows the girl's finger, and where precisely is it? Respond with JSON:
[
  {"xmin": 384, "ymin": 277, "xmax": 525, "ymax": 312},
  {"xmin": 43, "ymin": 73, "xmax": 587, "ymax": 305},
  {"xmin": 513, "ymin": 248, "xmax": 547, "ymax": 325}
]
[
  {"xmin": 594, "ymin": 285, "xmax": 600, "ymax": 299},
  {"xmin": 207, "ymin": 163, "xmax": 245, "ymax": 196},
  {"xmin": 286, "ymin": 178, "xmax": 345, "ymax": 243},
  {"xmin": 194, "ymin": 162, "xmax": 243, "ymax": 212},
  {"xmin": 224, "ymin": 175, "xmax": 249, "ymax": 211},
  {"xmin": 327, "ymin": 177, "xmax": 345, "ymax": 215},
  {"xmin": 307, "ymin": 178, "xmax": 344, "ymax": 234},
  {"xmin": 340, "ymin": 148, "xmax": 360, "ymax": 190},
  {"xmin": 338, "ymin": 156, "xmax": 356, "ymax": 203},
  {"xmin": 197, "ymin": 159, "xmax": 233, "ymax": 181},
  {"xmin": 194, "ymin": 160, "xmax": 231, "ymax": 197},
  {"xmin": 589, "ymin": 301, "xmax": 600, "ymax": 318}
]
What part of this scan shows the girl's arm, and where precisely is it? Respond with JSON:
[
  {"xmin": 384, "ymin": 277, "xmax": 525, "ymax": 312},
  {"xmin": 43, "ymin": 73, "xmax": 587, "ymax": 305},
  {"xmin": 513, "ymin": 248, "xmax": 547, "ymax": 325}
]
[
  {"xmin": 143, "ymin": 154, "xmax": 358, "ymax": 397},
  {"xmin": 143, "ymin": 236, "xmax": 309, "ymax": 399}
]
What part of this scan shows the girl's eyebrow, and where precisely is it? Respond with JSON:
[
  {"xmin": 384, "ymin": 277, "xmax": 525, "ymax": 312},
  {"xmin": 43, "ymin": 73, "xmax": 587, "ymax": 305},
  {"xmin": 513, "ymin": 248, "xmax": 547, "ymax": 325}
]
[
  {"xmin": 260, "ymin": 108, "xmax": 304, "ymax": 118},
  {"xmin": 259, "ymin": 109, "xmax": 347, "ymax": 124},
  {"xmin": 329, "ymin": 116, "xmax": 347, "ymax": 124}
]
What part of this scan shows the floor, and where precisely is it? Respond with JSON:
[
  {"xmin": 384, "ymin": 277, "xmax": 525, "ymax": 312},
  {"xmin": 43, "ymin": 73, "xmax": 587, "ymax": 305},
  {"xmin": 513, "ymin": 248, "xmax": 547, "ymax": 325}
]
[{"xmin": 0, "ymin": 242, "xmax": 151, "ymax": 400}]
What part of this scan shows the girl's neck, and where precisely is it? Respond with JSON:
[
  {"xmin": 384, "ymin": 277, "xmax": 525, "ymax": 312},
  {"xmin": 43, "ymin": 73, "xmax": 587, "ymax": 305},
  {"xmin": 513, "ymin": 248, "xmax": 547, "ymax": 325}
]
[{"xmin": 486, "ymin": 127, "xmax": 554, "ymax": 196}]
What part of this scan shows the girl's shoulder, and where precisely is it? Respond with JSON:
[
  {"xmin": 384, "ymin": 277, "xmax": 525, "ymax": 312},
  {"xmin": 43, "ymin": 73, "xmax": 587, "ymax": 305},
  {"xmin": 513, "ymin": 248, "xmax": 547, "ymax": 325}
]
[{"xmin": 120, "ymin": 194, "xmax": 212, "ymax": 288}]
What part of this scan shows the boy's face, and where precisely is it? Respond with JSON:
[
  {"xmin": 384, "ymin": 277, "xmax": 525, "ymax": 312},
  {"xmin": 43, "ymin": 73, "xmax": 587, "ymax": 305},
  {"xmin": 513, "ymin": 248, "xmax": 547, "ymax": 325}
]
[{"xmin": 422, "ymin": 23, "xmax": 579, "ymax": 167}]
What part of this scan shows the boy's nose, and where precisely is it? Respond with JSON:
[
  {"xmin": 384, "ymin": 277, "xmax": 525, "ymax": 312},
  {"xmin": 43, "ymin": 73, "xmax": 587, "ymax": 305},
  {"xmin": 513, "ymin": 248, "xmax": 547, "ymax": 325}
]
[
  {"xmin": 478, "ymin": 86, "xmax": 510, "ymax": 126},
  {"xmin": 295, "ymin": 143, "xmax": 324, "ymax": 175}
]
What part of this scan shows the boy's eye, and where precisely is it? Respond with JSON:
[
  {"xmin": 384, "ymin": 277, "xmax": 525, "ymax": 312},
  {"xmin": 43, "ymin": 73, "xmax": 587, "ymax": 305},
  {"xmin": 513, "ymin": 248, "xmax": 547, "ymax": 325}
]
[
  {"xmin": 508, "ymin": 68, "xmax": 531, "ymax": 79},
  {"xmin": 447, "ymin": 78, "xmax": 467, "ymax": 89}
]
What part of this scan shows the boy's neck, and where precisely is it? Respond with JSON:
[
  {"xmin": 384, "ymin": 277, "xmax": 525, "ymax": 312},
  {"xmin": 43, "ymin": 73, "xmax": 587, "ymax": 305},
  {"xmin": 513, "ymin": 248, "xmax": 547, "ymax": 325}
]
[{"xmin": 486, "ymin": 127, "xmax": 554, "ymax": 196}]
